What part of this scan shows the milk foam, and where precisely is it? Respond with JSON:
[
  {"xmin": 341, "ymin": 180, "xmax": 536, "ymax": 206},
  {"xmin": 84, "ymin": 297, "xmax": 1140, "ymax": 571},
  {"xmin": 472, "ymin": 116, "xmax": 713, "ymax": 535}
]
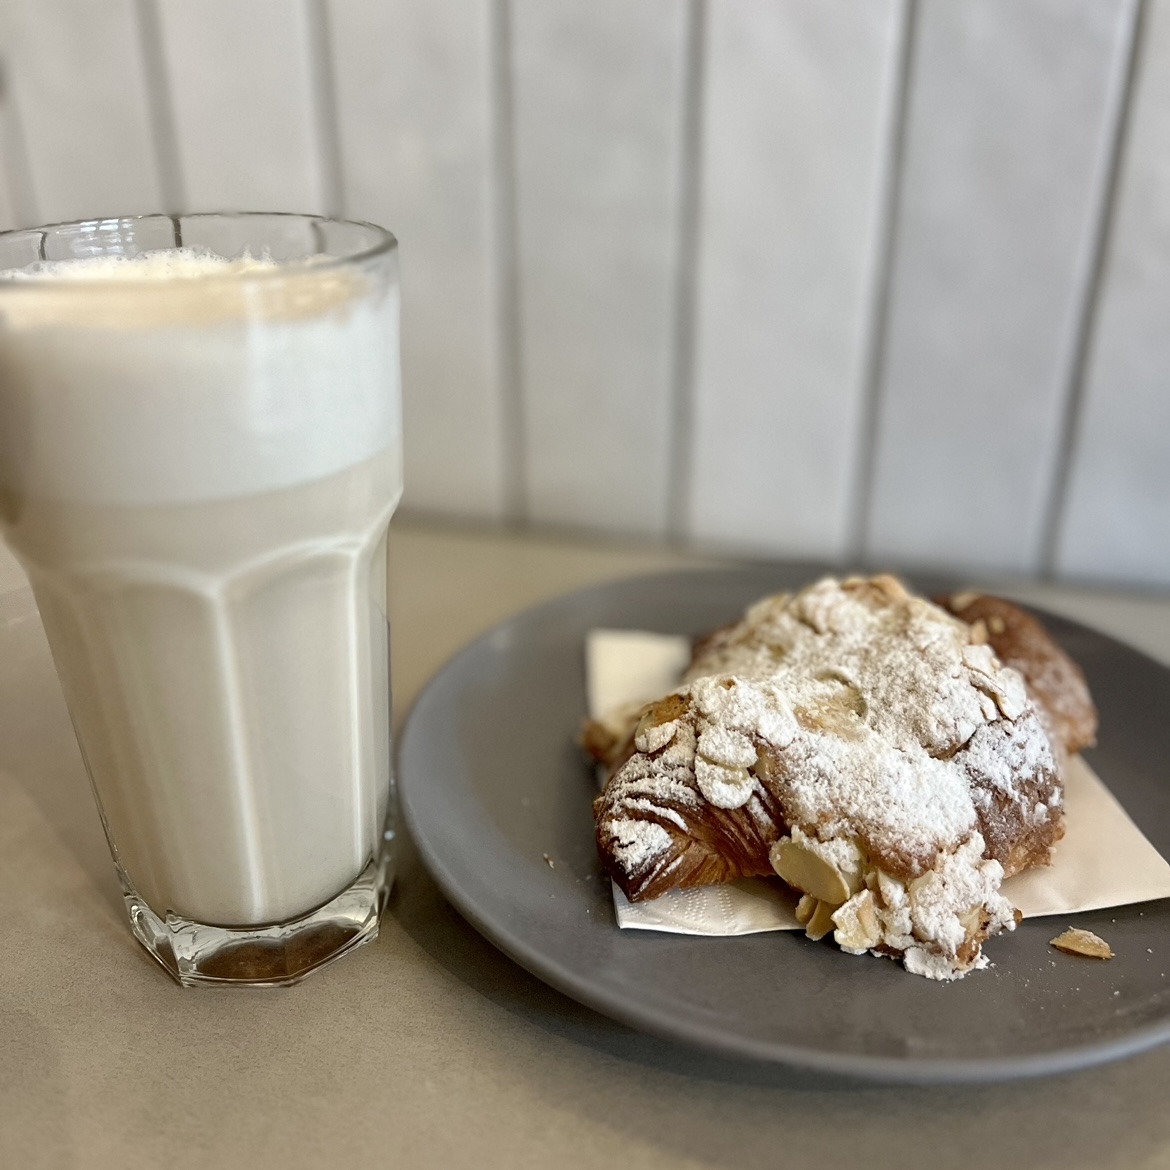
[
  {"xmin": 2, "ymin": 247, "xmax": 280, "ymax": 281},
  {"xmin": 0, "ymin": 250, "xmax": 401, "ymax": 504}
]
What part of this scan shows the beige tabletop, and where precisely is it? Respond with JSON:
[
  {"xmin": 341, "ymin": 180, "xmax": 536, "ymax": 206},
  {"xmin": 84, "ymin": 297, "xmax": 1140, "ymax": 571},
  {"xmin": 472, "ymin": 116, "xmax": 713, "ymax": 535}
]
[{"xmin": 4, "ymin": 522, "xmax": 1170, "ymax": 1170}]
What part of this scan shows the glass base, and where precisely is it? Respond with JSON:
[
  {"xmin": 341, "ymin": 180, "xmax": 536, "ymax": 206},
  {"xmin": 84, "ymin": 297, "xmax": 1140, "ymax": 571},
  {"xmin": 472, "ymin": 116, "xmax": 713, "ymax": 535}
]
[{"xmin": 119, "ymin": 829, "xmax": 394, "ymax": 988}]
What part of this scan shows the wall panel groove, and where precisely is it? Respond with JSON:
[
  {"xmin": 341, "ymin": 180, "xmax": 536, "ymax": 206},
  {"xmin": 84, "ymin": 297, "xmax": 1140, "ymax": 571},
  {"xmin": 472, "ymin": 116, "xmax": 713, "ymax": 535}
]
[
  {"xmin": 492, "ymin": 0, "xmax": 526, "ymax": 524},
  {"xmin": 329, "ymin": 0, "xmax": 507, "ymax": 520},
  {"xmin": 1040, "ymin": 0, "xmax": 1146, "ymax": 576},
  {"xmin": 865, "ymin": 0, "xmax": 1134, "ymax": 576},
  {"xmin": 305, "ymin": 0, "xmax": 345, "ymax": 220},
  {"xmin": 687, "ymin": 0, "xmax": 906, "ymax": 560},
  {"xmin": 133, "ymin": 0, "xmax": 184, "ymax": 213},
  {"xmin": 663, "ymin": 0, "xmax": 705, "ymax": 545},
  {"xmin": 0, "ymin": 59, "xmax": 38, "ymax": 228},
  {"xmin": 0, "ymin": 0, "xmax": 162, "ymax": 223},
  {"xmin": 1055, "ymin": 0, "xmax": 1170, "ymax": 588},
  {"xmin": 512, "ymin": 0, "xmax": 690, "ymax": 536},
  {"xmin": 847, "ymin": 0, "xmax": 917, "ymax": 565},
  {"xmin": 154, "ymin": 0, "xmax": 325, "ymax": 215}
]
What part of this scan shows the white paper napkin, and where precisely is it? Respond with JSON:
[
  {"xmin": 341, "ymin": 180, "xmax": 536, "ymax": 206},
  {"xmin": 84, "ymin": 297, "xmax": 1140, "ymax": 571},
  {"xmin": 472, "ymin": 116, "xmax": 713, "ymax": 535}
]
[{"xmin": 586, "ymin": 628, "xmax": 1170, "ymax": 936}]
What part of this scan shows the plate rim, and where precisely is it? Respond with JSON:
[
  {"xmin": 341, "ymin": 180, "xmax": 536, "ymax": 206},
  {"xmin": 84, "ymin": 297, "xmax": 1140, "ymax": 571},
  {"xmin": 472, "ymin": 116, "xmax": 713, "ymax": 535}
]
[{"xmin": 397, "ymin": 565, "xmax": 1170, "ymax": 1083}]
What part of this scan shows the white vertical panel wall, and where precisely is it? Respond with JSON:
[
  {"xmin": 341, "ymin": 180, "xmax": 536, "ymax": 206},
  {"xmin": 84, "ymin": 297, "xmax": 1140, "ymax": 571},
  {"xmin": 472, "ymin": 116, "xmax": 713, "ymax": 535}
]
[
  {"xmin": 865, "ymin": 0, "xmax": 1136, "ymax": 575},
  {"xmin": 1057, "ymin": 0, "xmax": 1170, "ymax": 589},
  {"xmin": 0, "ymin": 169, "xmax": 15, "ymax": 232},
  {"xmin": 686, "ymin": 0, "xmax": 906, "ymax": 559},
  {"xmin": 154, "ymin": 0, "xmax": 326, "ymax": 214},
  {"xmin": 0, "ymin": 84, "xmax": 25, "ymax": 230},
  {"xmin": 0, "ymin": 0, "xmax": 161, "ymax": 223},
  {"xmin": 328, "ymin": 0, "xmax": 507, "ymax": 519},
  {"xmin": 0, "ymin": 0, "xmax": 1165, "ymax": 589},
  {"xmin": 511, "ymin": 0, "xmax": 689, "ymax": 533}
]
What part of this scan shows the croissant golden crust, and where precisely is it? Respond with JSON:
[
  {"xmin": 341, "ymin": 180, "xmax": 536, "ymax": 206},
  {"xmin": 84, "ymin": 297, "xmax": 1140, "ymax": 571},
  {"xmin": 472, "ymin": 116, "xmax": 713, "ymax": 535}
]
[
  {"xmin": 590, "ymin": 576, "xmax": 1077, "ymax": 980},
  {"xmin": 934, "ymin": 591, "xmax": 1098, "ymax": 756}
]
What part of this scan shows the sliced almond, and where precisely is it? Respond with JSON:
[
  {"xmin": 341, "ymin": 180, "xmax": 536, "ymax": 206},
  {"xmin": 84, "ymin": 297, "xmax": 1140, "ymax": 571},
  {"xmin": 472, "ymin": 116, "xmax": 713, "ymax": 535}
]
[
  {"xmin": 794, "ymin": 893, "xmax": 816, "ymax": 925},
  {"xmin": 693, "ymin": 755, "xmax": 754, "ymax": 809},
  {"xmin": 958, "ymin": 903, "xmax": 987, "ymax": 935},
  {"xmin": 695, "ymin": 725, "xmax": 757, "ymax": 769},
  {"xmin": 804, "ymin": 899, "xmax": 838, "ymax": 942},
  {"xmin": 870, "ymin": 575, "xmax": 910, "ymax": 603},
  {"xmin": 875, "ymin": 869, "xmax": 906, "ymax": 909},
  {"xmin": 832, "ymin": 890, "xmax": 881, "ymax": 953},
  {"xmin": 793, "ymin": 675, "xmax": 867, "ymax": 741},
  {"xmin": 1050, "ymin": 927, "xmax": 1114, "ymax": 960},
  {"xmin": 633, "ymin": 693, "xmax": 689, "ymax": 753},
  {"xmin": 770, "ymin": 838, "xmax": 853, "ymax": 904},
  {"xmin": 634, "ymin": 715, "xmax": 675, "ymax": 754}
]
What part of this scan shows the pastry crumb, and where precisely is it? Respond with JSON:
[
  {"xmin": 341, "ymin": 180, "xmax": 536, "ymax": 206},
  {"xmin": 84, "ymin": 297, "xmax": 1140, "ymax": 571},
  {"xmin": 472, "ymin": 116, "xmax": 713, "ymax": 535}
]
[{"xmin": 1049, "ymin": 927, "xmax": 1113, "ymax": 960}]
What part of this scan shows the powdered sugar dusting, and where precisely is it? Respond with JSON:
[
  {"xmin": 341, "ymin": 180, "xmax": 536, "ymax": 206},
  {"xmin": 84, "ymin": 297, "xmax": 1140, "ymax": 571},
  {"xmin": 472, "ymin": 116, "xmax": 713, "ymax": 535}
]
[
  {"xmin": 606, "ymin": 819, "xmax": 672, "ymax": 874},
  {"xmin": 684, "ymin": 577, "xmax": 1052, "ymax": 875}
]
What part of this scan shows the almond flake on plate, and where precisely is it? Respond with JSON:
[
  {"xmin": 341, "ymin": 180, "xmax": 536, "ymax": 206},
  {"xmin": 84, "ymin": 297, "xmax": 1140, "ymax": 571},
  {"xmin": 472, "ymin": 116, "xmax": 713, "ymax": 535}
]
[{"xmin": 1049, "ymin": 927, "xmax": 1114, "ymax": 959}]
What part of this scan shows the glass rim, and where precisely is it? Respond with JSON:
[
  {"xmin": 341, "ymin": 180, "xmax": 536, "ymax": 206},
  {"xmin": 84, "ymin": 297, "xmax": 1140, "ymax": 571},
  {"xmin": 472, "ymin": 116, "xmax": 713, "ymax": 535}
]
[{"xmin": 0, "ymin": 211, "xmax": 398, "ymax": 290}]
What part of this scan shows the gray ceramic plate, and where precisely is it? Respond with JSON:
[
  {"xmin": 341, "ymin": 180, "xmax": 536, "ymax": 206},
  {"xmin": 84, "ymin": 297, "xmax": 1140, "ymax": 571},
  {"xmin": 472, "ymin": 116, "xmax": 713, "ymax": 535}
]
[{"xmin": 397, "ymin": 566, "xmax": 1170, "ymax": 1083}]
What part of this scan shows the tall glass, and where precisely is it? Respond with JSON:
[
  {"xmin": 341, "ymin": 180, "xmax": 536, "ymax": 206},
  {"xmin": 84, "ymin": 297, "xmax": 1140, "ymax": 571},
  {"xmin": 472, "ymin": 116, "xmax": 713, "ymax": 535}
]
[{"xmin": 0, "ymin": 214, "xmax": 402, "ymax": 986}]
